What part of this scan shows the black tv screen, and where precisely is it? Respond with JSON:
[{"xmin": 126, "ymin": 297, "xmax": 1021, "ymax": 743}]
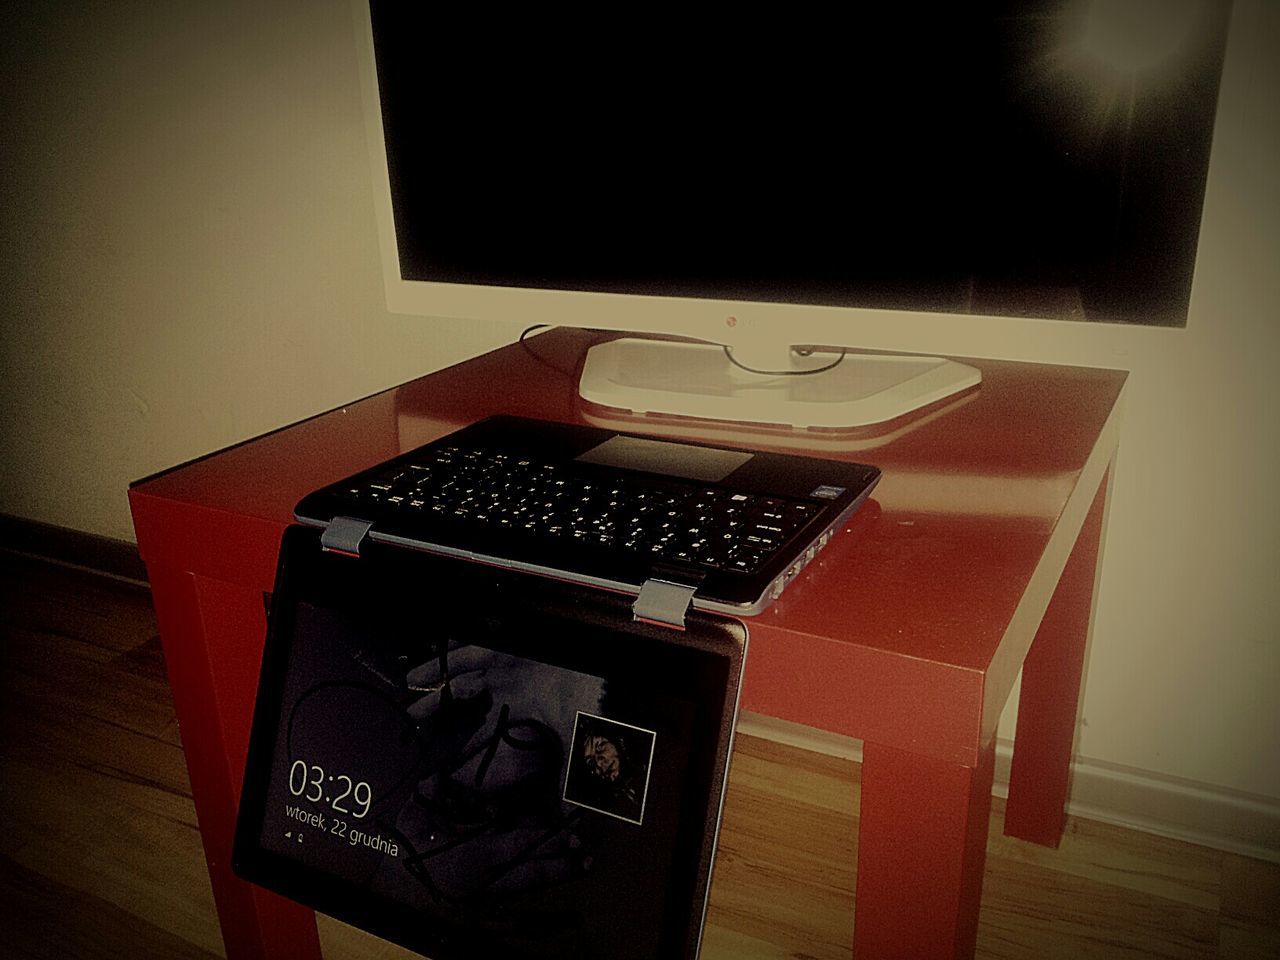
[{"xmin": 370, "ymin": 1, "xmax": 1231, "ymax": 326}]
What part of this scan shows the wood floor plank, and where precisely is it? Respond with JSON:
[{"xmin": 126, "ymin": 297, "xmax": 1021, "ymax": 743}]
[
  {"xmin": 0, "ymin": 852, "xmax": 222, "ymax": 960},
  {"xmin": 1217, "ymin": 919, "xmax": 1280, "ymax": 960},
  {"xmin": 1219, "ymin": 852, "xmax": 1280, "ymax": 927},
  {"xmin": 977, "ymin": 854, "xmax": 1219, "ymax": 960},
  {"xmin": 987, "ymin": 801, "xmax": 1222, "ymax": 912},
  {"xmin": 316, "ymin": 915, "xmax": 425, "ymax": 960},
  {"xmin": 0, "ymin": 554, "xmax": 156, "ymax": 656},
  {"xmin": 706, "ymin": 736, "xmax": 856, "ymax": 959},
  {"xmin": 1, "ymin": 735, "xmax": 223, "ymax": 954},
  {"xmin": 700, "ymin": 921, "xmax": 800, "ymax": 960}
]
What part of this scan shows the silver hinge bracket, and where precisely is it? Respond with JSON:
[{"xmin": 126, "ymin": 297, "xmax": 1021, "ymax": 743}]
[
  {"xmin": 320, "ymin": 516, "xmax": 374, "ymax": 557},
  {"xmin": 632, "ymin": 578, "xmax": 698, "ymax": 629}
]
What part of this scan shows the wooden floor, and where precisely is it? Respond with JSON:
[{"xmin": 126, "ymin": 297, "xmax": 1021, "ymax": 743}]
[{"xmin": 0, "ymin": 551, "xmax": 1275, "ymax": 959}]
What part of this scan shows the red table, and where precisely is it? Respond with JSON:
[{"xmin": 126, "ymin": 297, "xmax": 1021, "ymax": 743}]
[{"xmin": 130, "ymin": 329, "xmax": 1125, "ymax": 960}]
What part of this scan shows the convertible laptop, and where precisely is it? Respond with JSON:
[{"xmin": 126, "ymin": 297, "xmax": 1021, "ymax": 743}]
[
  {"xmin": 234, "ymin": 524, "xmax": 747, "ymax": 960},
  {"xmin": 295, "ymin": 415, "xmax": 880, "ymax": 622}
]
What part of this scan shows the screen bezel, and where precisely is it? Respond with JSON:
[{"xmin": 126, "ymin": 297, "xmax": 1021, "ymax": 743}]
[{"xmin": 353, "ymin": 1, "xmax": 1232, "ymax": 340}]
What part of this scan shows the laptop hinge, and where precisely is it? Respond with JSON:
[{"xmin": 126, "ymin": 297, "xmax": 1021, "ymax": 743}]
[
  {"xmin": 632, "ymin": 578, "xmax": 698, "ymax": 629},
  {"xmin": 320, "ymin": 516, "xmax": 373, "ymax": 557}
]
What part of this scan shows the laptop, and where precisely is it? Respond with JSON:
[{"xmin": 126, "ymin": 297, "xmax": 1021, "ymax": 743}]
[
  {"xmin": 234, "ymin": 524, "xmax": 747, "ymax": 960},
  {"xmin": 294, "ymin": 415, "xmax": 880, "ymax": 621}
]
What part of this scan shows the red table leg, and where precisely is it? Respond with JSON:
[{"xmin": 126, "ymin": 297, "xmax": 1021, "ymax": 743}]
[
  {"xmin": 1003, "ymin": 468, "xmax": 1110, "ymax": 847},
  {"xmin": 149, "ymin": 565, "xmax": 322, "ymax": 960},
  {"xmin": 853, "ymin": 737, "xmax": 996, "ymax": 960}
]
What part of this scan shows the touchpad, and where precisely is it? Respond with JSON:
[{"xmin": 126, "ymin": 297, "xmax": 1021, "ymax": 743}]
[{"xmin": 576, "ymin": 435, "xmax": 752, "ymax": 483}]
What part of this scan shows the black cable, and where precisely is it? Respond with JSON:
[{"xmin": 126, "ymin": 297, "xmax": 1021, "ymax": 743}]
[
  {"xmin": 522, "ymin": 325, "xmax": 846, "ymax": 381},
  {"xmin": 722, "ymin": 345, "xmax": 847, "ymax": 376},
  {"xmin": 517, "ymin": 324, "xmax": 578, "ymax": 380}
]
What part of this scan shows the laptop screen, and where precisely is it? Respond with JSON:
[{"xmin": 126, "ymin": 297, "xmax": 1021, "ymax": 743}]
[{"xmin": 234, "ymin": 526, "xmax": 746, "ymax": 959}]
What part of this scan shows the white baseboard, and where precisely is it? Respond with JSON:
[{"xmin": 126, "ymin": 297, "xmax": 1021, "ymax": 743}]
[{"xmin": 736, "ymin": 712, "xmax": 1280, "ymax": 865}]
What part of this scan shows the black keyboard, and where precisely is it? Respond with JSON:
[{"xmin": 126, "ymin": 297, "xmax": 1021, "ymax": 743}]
[
  {"xmin": 336, "ymin": 443, "xmax": 822, "ymax": 575},
  {"xmin": 297, "ymin": 415, "xmax": 881, "ymax": 615}
]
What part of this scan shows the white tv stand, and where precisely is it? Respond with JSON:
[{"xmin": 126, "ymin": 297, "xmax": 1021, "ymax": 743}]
[{"xmin": 578, "ymin": 338, "xmax": 981, "ymax": 429}]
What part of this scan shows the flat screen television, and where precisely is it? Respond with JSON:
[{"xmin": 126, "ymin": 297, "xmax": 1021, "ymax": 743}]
[{"xmin": 355, "ymin": 0, "xmax": 1230, "ymax": 428}]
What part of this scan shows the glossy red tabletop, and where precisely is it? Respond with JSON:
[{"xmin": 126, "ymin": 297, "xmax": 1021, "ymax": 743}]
[{"xmin": 131, "ymin": 329, "xmax": 1126, "ymax": 768}]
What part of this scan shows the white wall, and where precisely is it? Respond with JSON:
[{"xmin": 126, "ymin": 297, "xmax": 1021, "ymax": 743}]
[
  {"xmin": 0, "ymin": 0, "xmax": 524, "ymax": 541},
  {"xmin": 2, "ymin": 2, "xmax": 1276, "ymax": 807}
]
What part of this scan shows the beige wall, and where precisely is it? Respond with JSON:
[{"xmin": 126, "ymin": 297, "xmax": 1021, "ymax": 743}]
[
  {"xmin": 2, "ymin": 1, "xmax": 1276, "ymax": 805},
  {"xmin": 0, "ymin": 0, "xmax": 524, "ymax": 541}
]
